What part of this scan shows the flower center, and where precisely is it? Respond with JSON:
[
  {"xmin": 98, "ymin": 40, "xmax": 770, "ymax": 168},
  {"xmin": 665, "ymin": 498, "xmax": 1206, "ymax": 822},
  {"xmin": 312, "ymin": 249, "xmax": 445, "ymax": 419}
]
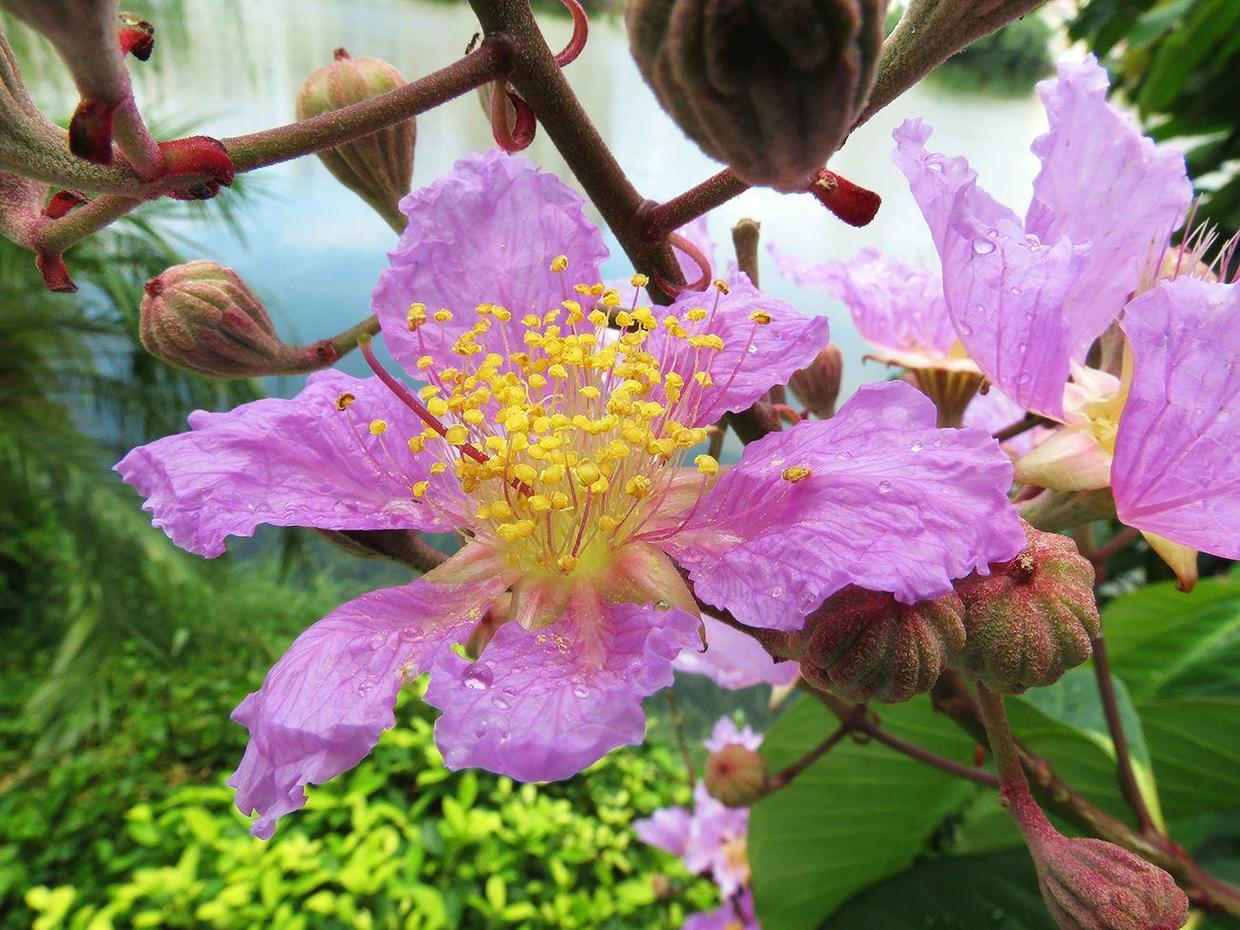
[{"xmin": 367, "ymin": 257, "xmax": 773, "ymax": 576}]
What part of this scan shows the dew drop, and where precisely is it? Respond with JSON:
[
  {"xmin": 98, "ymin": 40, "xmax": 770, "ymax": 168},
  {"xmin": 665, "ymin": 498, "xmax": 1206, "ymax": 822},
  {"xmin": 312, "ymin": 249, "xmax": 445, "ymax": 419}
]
[
  {"xmin": 971, "ymin": 237, "xmax": 996, "ymax": 256},
  {"xmin": 910, "ymin": 440, "xmax": 923, "ymax": 452},
  {"xmin": 492, "ymin": 696, "xmax": 511, "ymax": 710},
  {"xmin": 835, "ymin": 450, "xmax": 852, "ymax": 461},
  {"xmin": 463, "ymin": 664, "xmax": 493, "ymax": 690},
  {"xmin": 356, "ymin": 676, "xmax": 377, "ymax": 695},
  {"xmin": 572, "ymin": 684, "xmax": 590, "ymax": 698},
  {"xmin": 959, "ymin": 323, "xmax": 973, "ymax": 336},
  {"xmin": 878, "ymin": 480, "xmax": 893, "ymax": 494},
  {"xmin": 771, "ymin": 587, "xmax": 784, "ymax": 599},
  {"xmin": 1009, "ymin": 286, "xmax": 1021, "ymax": 295}
]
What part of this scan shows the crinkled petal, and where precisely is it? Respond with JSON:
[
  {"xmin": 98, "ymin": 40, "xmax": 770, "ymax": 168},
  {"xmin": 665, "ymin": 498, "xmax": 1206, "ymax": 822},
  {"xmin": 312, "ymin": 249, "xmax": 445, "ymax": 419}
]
[
  {"xmin": 964, "ymin": 388, "xmax": 1042, "ymax": 457},
  {"xmin": 228, "ymin": 558, "xmax": 514, "ymax": 838},
  {"xmin": 1027, "ymin": 58, "xmax": 1192, "ymax": 352},
  {"xmin": 772, "ymin": 245, "xmax": 955, "ymax": 356},
  {"xmin": 115, "ymin": 371, "xmax": 462, "ymax": 557},
  {"xmin": 669, "ymin": 381, "xmax": 1025, "ymax": 629},
  {"xmin": 893, "ymin": 118, "xmax": 1084, "ymax": 419},
  {"xmin": 685, "ymin": 891, "xmax": 758, "ymax": 930},
  {"xmin": 633, "ymin": 806, "xmax": 693, "ymax": 857},
  {"xmin": 1113, "ymin": 278, "xmax": 1240, "ymax": 558},
  {"xmin": 373, "ymin": 150, "xmax": 609, "ymax": 373},
  {"xmin": 704, "ymin": 716, "xmax": 763, "ymax": 753},
  {"xmin": 686, "ymin": 782, "xmax": 751, "ymax": 896},
  {"xmin": 644, "ymin": 276, "xmax": 829, "ymax": 429},
  {"xmin": 426, "ymin": 592, "xmax": 699, "ymax": 781},
  {"xmin": 674, "ymin": 615, "xmax": 798, "ymax": 690}
]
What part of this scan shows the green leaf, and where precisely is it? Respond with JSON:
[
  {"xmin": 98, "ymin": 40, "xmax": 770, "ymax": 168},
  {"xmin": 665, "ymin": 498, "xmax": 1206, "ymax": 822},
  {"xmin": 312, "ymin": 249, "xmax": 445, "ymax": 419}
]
[
  {"xmin": 822, "ymin": 850, "xmax": 1053, "ymax": 929},
  {"xmin": 1138, "ymin": 699, "xmax": 1240, "ymax": 819},
  {"xmin": 749, "ymin": 697, "xmax": 978, "ymax": 930},
  {"xmin": 1101, "ymin": 576, "xmax": 1240, "ymax": 703}
]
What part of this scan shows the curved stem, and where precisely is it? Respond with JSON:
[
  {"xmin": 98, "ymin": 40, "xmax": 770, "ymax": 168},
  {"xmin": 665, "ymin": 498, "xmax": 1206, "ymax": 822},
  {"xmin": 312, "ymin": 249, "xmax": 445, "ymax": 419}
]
[
  {"xmin": 1092, "ymin": 634, "xmax": 1161, "ymax": 836},
  {"xmin": 641, "ymin": 169, "xmax": 751, "ymax": 241},
  {"xmin": 765, "ymin": 718, "xmax": 856, "ymax": 794}
]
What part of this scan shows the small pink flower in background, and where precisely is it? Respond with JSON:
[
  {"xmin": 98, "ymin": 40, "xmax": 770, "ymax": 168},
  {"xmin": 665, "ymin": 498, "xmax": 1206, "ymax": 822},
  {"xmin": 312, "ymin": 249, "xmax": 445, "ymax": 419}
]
[
  {"xmin": 117, "ymin": 150, "xmax": 1023, "ymax": 838},
  {"xmin": 893, "ymin": 55, "xmax": 1239, "ymax": 579},
  {"xmin": 635, "ymin": 716, "xmax": 763, "ymax": 928},
  {"xmin": 674, "ymin": 615, "xmax": 798, "ymax": 690}
]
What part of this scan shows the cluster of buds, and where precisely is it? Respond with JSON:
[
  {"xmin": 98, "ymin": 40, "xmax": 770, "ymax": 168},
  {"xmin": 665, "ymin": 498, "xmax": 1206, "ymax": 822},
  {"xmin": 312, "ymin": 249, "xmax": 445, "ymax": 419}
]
[
  {"xmin": 627, "ymin": 0, "xmax": 886, "ymax": 191},
  {"xmin": 139, "ymin": 261, "xmax": 375, "ymax": 379},
  {"xmin": 296, "ymin": 49, "xmax": 416, "ymax": 231}
]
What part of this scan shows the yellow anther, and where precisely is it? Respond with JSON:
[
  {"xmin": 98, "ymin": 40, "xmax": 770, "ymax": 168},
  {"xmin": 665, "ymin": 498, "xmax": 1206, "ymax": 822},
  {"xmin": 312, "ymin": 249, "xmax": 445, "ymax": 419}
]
[
  {"xmin": 548, "ymin": 364, "xmax": 569, "ymax": 379},
  {"xmin": 630, "ymin": 272, "xmax": 650, "ymax": 288},
  {"xmin": 579, "ymin": 385, "xmax": 601, "ymax": 400},
  {"xmin": 429, "ymin": 462, "xmax": 447, "ymax": 475},
  {"xmin": 416, "ymin": 355, "xmax": 435, "ymax": 370},
  {"xmin": 433, "ymin": 309, "xmax": 453, "ymax": 323},
  {"xmin": 615, "ymin": 311, "xmax": 634, "ymax": 328},
  {"xmin": 527, "ymin": 494, "xmax": 553, "ymax": 513},
  {"xmin": 540, "ymin": 463, "xmax": 567, "ymax": 484},
  {"xmin": 557, "ymin": 554, "xmax": 578, "ymax": 572},
  {"xmin": 412, "ymin": 480, "xmax": 430, "ymax": 498},
  {"xmin": 445, "ymin": 425, "xmax": 469, "ymax": 445},
  {"xmin": 407, "ymin": 303, "xmax": 427, "ymax": 329},
  {"xmin": 694, "ymin": 454, "xmax": 720, "ymax": 476},
  {"xmin": 497, "ymin": 519, "xmax": 537, "ymax": 542},
  {"xmin": 485, "ymin": 436, "xmax": 507, "ymax": 453},
  {"xmin": 369, "ymin": 419, "xmax": 388, "ymax": 435},
  {"xmin": 427, "ymin": 397, "xmax": 449, "ymax": 417},
  {"xmin": 550, "ymin": 491, "xmax": 570, "ymax": 510},
  {"xmin": 588, "ymin": 309, "xmax": 608, "ymax": 327},
  {"xmin": 589, "ymin": 283, "xmax": 605, "ymax": 295},
  {"xmin": 694, "ymin": 371, "xmax": 714, "ymax": 387},
  {"xmin": 494, "ymin": 307, "xmax": 512, "ymax": 321},
  {"xmin": 574, "ymin": 462, "xmax": 601, "ymax": 486},
  {"xmin": 532, "ymin": 415, "xmax": 552, "ymax": 433},
  {"xmin": 463, "ymin": 408, "xmax": 485, "ymax": 425},
  {"xmin": 684, "ymin": 307, "xmax": 707, "ymax": 321},
  {"xmin": 522, "ymin": 314, "xmax": 541, "ymax": 328},
  {"xmin": 782, "ymin": 465, "xmax": 813, "ymax": 483},
  {"xmin": 512, "ymin": 463, "xmax": 537, "ymax": 484},
  {"xmin": 601, "ymin": 290, "xmax": 620, "ymax": 307},
  {"xmin": 598, "ymin": 515, "xmax": 618, "ymax": 531},
  {"xmin": 689, "ymin": 334, "xmax": 725, "ymax": 350},
  {"xmin": 335, "ymin": 392, "xmax": 355, "ymax": 411},
  {"xmin": 407, "ymin": 435, "xmax": 426, "ymax": 453},
  {"xmin": 589, "ymin": 477, "xmax": 610, "ymax": 494},
  {"xmin": 712, "ymin": 278, "xmax": 731, "ymax": 294},
  {"xmin": 749, "ymin": 310, "xmax": 773, "ymax": 325},
  {"xmin": 550, "ymin": 255, "xmax": 569, "ymax": 272},
  {"xmin": 625, "ymin": 475, "xmax": 652, "ymax": 498}
]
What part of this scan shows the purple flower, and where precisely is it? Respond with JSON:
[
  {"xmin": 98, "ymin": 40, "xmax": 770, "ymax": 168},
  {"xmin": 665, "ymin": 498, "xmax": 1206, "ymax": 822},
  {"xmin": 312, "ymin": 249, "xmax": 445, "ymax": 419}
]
[
  {"xmin": 893, "ymin": 56, "xmax": 1191, "ymax": 419},
  {"xmin": 674, "ymin": 615, "xmax": 798, "ymax": 690},
  {"xmin": 684, "ymin": 890, "xmax": 759, "ymax": 930},
  {"xmin": 635, "ymin": 717, "xmax": 764, "ymax": 925},
  {"xmin": 117, "ymin": 151, "xmax": 1022, "ymax": 837}
]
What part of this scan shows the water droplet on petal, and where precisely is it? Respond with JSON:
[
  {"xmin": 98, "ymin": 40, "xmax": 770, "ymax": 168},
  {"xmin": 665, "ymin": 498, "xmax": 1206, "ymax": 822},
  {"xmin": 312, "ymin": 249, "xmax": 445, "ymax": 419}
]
[
  {"xmin": 463, "ymin": 664, "xmax": 493, "ymax": 690},
  {"xmin": 910, "ymin": 440, "xmax": 923, "ymax": 452},
  {"xmin": 878, "ymin": 480, "xmax": 893, "ymax": 494},
  {"xmin": 835, "ymin": 450, "xmax": 852, "ymax": 461},
  {"xmin": 572, "ymin": 684, "xmax": 590, "ymax": 698},
  {"xmin": 356, "ymin": 676, "xmax": 377, "ymax": 695},
  {"xmin": 971, "ymin": 237, "xmax": 996, "ymax": 256},
  {"xmin": 492, "ymin": 696, "xmax": 510, "ymax": 710}
]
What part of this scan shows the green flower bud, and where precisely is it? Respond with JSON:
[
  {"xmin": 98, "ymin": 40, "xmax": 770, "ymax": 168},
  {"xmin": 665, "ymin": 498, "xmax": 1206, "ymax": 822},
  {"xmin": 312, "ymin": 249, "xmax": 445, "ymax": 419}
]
[
  {"xmin": 953, "ymin": 522, "xmax": 1100, "ymax": 694},
  {"xmin": 789, "ymin": 343, "xmax": 843, "ymax": 418},
  {"xmin": 295, "ymin": 49, "xmax": 415, "ymax": 229},
  {"xmin": 704, "ymin": 743, "xmax": 768, "ymax": 808},
  {"xmin": 794, "ymin": 585, "xmax": 966, "ymax": 703},
  {"xmin": 627, "ymin": 0, "xmax": 886, "ymax": 191}
]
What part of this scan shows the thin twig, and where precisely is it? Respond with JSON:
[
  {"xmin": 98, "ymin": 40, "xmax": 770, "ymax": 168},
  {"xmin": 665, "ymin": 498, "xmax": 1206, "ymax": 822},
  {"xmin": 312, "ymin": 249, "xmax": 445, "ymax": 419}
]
[
  {"xmin": 992, "ymin": 412, "xmax": 1051, "ymax": 443},
  {"xmin": 641, "ymin": 169, "xmax": 751, "ymax": 242},
  {"xmin": 665, "ymin": 689, "xmax": 697, "ymax": 787},
  {"xmin": 1092, "ymin": 634, "xmax": 1161, "ymax": 836},
  {"xmin": 765, "ymin": 717, "xmax": 857, "ymax": 793}
]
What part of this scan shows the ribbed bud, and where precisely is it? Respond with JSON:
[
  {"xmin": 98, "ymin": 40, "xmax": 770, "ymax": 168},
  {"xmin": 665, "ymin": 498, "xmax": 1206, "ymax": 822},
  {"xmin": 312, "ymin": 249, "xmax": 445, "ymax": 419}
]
[
  {"xmin": 627, "ymin": 0, "xmax": 886, "ymax": 191},
  {"xmin": 1009, "ymin": 791, "xmax": 1188, "ymax": 930},
  {"xmin": 704, "ymin": 743, "xmax": 768, "ymax": 808},
  {"xmin": 296, "ymin": 49, "xmax": 415, "ymax": 229},
  {"xmin": 790, "ymin": 344, "xmax": 843, "ymax": 418},
  {"xmin": 953, "ymin": 522, "xmax": 1100, "ymax": 694},
  {"xmin": 794, "ymin": 586, "xmax": 966, "ymax": 703},
  {"xmin": 139, "ymin": 261, "xmax": 357, "ymax": 378}
]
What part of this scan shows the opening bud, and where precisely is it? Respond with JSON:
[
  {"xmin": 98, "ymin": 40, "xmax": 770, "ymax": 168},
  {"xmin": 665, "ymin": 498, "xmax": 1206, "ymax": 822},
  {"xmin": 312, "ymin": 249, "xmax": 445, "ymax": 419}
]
[
  {"xmin": 792, "ymin": 585, "xmax": 966, "ymax": 703},
  {"xmin": 296, "ymin": 49, "xmax": 415, "ymax": 231},
  {"xmin": 627, "ymin": 0, "xmax": 885, "ymax": 191},
  {"xmin": 140, "ymin": 261, "xmax": 372, "ymax": 378},
  {"xmin": 704, "ymin": 743, "xmax": 768, "ymax": 808},
  {"xmin": 789, "ymin": 343, "xmax": 843, "ymax": 418},
  {"xmin": 953, "ymin": 522, "xmax": 1100, "ymax": 694}
]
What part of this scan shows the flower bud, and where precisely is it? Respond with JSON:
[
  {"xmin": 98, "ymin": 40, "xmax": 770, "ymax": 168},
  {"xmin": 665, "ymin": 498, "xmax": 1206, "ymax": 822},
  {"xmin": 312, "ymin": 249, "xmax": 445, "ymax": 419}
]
[
  {"xmin": 704, "ymin": 743, "xmax": 768, "ymax": 808},
  {"xmin": 953, "ymin": 522, "xmax": 1100, "ymax": 694},
  {"xmin": 794, "ymin": 586, "xmax": 966, "ymax": 703},
  {"xmin": 296, "ymin": 49, "xmax": 415, "ymax": 230},
  {"xmin": 627, "ymin": 0, "xmax": 885, "ymax": 191},
  {"xmin": 1009, "ymin": 791, "xmax": 1187, "ymax": 930},
  {"xmin": 790, "ymin": 344, "xmax": 843, "ymax": 418},
  {"xmin": 140, "ymin": 261, "xmax": 362, "ymax": 378}
]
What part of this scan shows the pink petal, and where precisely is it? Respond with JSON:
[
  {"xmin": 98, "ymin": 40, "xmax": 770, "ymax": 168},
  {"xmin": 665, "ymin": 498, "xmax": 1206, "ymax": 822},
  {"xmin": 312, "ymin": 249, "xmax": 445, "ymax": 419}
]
[
  {"xmin": 684, "ymin": 891, "xmax": 758, "ymax": 930},
  {"xmin": 1113, "ymin": 278, "xmax": 1240, "ymax": 558},
  {"xmin": 633, "ymin": 806, "xmax": 693, "ymax": 857},
  {"xmin": 115, "ymin": 371, "xmax": 462, "ymax": 557},
  {"xmin": 670, "ymin": 381, "xmax": 1025, "ymax": 630},
  {"xmin": 893, "ymin": 119, "xmax": 1084, "ymax": 419},
  {"xmin": 372, "ymin": 150, "xmax": 609, "ymax": 374},
  {"xmin": 772, "ymin": 245, "xmax": 956, "ymax": 356},
  {"xmin": 426, "ymin": 592, "xmax": 699, "ymax": 781},
  {"xmin": 704, "ymin": 716, "xmax": 763, "ymax": 753},
  {"xmin": 644, "ymin": 276, "xmax": 830, "ymax": 429},
  {"xmin": 964, "ymin": 388, "xmax": 1041, "ymax": 457},
  {"xmin": 1027, "ymin": 58, "xmax": 1192, "ymax": 350},
  {"xmin": 228, "ymin": 563, "xmax": 513, "ymax": 838},
  {"xmin": 686, "ymin": 782, "xmax": 751, "ymax": 896},
  {"xmin": 674, "ymin": 615, "xmax": 798, "ymax": 690}
]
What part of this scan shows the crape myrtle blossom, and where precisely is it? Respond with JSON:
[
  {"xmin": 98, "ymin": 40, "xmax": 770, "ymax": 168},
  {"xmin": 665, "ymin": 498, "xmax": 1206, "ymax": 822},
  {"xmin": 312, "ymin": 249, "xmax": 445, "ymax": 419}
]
[
  {"xmin": 635, "ymin": 717, "xmax": 763, "ymax": 929},
  {"xmin": 117, "ymin": 150, "xmax": 1023, "ymax": 839},
  {"xmin": 894, "ymin": 56, "xmax": 1240, "ymax": 576}
]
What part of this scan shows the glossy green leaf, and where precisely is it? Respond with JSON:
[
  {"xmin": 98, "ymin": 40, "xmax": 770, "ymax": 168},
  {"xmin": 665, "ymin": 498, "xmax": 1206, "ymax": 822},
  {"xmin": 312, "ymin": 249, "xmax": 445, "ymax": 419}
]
[
  {"xmin": 1138, "ymin": 699, "xmax": 1240, "ymax": 820},
  {"xmin": 749, "ymin": 697, "xmax": 978, "ymax": 930}
]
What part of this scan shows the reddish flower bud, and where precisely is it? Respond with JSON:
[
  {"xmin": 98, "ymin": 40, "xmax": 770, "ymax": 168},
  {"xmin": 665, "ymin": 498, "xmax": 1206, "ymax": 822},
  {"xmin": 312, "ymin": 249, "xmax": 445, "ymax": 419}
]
[
  {"xmin": 792, "ymin": 586, "xmax": 966, "ymax": 703},
  {"xmin": 953, "ymin": 522, "xmax": 1100, "ymax": 694},
  {"xmin": 140, "ymin": 261, "xmax": 363, "ymax": 378},
  {"xmin": 296, "ymin": 49, "xmax": 415, "ymax": 229},
  {"xmin": 627, "ymin": 0, "xmax": 885, "ymax": 191},
  {"xmin": 704, "ymin": 743, "xmax": 768, "ymax": 808},
  {"xmin": 158, "ymin": 135, "xmax": 235, "ymax": 200},
  {"xmin": 1008, "ymin": 790, "xmax": 1187, "ymax": 930},
  {"xmin": 789, "ymin": 343, "xmax": 843, "ymax": 418}
]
